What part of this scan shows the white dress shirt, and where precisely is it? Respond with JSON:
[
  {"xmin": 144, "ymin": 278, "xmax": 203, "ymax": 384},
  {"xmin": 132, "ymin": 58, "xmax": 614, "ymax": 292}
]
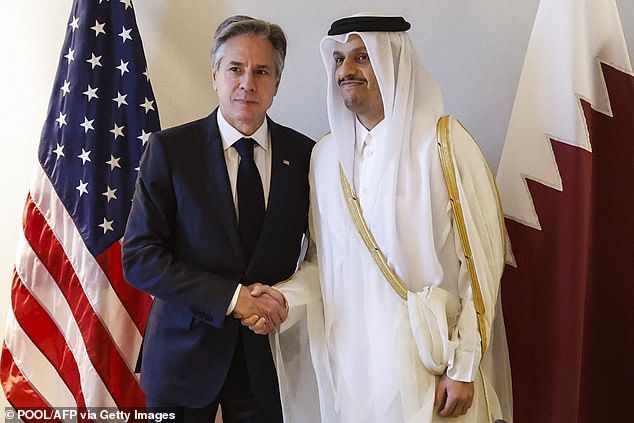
[
  {"xmin": 353, "ymin": 118, "xmax": 385, "ymax": 213},
  {"xmin": 217, "ymin": 109, "xmax": 272, "ymax": 212},
  {"xmin": 217, "ymin": 110, "xmax": 272, "ymax": 314}
]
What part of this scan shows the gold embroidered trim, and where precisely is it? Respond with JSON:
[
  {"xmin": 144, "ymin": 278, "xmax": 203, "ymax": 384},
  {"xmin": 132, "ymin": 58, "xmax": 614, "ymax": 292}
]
[
  {"xmin": 339, "ymin": 165, "xmax": 408, "ymax": 300},
  {"xmin": 436, "ymin": 115, "xmax": 489, "ymax": 352}
]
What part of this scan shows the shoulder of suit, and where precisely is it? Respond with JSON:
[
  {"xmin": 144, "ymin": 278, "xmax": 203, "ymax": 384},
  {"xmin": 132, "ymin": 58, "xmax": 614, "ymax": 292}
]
[
  {"xmin": 154, "ymin": 115, "xmax": 208, "ymax": 139},
  {"xmin": 146, "ymin": 116, "xmax": 211, "ymax": 153}
]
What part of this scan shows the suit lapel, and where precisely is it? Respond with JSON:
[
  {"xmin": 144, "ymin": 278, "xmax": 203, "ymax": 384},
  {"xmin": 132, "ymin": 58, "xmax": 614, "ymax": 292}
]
[
  {"xmin": 251, "ymin": 119, "xmax": 290, "ymax": 258},
  {"xmin": 195, "ymin": 111, "xmax": 243, "ymax": 258},
  {"xmin": 266, "ymin": 119, "xmax": 286, "ymax": 217}
]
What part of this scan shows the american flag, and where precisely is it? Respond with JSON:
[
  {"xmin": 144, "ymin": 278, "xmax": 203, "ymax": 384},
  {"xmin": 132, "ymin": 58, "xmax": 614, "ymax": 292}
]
[{"xmin": 1, "ymin": 0, "xmax": 158, "ymax": 415}]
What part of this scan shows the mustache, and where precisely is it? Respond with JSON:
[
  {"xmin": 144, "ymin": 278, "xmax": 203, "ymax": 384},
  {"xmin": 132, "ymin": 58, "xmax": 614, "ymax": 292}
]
[{"xmin": 337, "ymin": 76, "xmax": 366, "ymax": 86}]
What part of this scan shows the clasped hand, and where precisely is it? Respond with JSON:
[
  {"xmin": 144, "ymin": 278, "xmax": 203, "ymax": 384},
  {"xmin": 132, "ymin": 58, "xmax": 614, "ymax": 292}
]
[{"xmin": 232, "ymin": 283, "xmax": 287, "ymax": 335}]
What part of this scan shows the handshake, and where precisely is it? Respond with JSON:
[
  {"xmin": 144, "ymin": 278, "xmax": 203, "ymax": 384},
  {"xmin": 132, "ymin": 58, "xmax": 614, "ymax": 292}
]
[{"xmin": 232, "ymin": 283, "xmax": 288, "ymax": 335}]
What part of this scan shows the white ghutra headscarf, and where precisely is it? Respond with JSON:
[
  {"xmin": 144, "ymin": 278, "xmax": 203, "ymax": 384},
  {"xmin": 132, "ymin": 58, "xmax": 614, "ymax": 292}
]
[{"xmin": 319, "ymin": 19, "xmax": 451, "ymax": 293}]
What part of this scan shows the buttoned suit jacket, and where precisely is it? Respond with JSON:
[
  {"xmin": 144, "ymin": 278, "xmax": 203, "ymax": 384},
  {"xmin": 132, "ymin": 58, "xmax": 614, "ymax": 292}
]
[{"xmin": 122, "ymin": 109, "xmax": 313, "ymax": 412}]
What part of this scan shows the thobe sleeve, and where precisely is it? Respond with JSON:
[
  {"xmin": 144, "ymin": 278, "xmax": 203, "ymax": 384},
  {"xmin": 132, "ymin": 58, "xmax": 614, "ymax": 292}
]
[
  {"xmin": 275, "ymin": 234, "xmax": 321, "ymax": 332},
  {"xmin": 270, "ymin": 231, "xmax": 325, "ymax": 423},
  {"xmin": 446, "ymin": 223, "xmax": 482, "ymax": 382}
]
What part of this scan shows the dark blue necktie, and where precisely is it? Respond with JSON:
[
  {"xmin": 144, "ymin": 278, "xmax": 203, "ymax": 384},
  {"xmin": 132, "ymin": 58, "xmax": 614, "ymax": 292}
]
[{"xmin": 234, "ymin": 137, "xmax": 265, "ymax": 260}]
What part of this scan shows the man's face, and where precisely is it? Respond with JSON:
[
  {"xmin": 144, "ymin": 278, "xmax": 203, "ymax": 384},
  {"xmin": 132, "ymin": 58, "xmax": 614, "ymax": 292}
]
[
  {"xmin": 333, "ymin": 34, "xmax": 384, "ymax": 129},
  {"xmin": 212, "ymin": 34, "xmax": 280, "ymax": 135}
]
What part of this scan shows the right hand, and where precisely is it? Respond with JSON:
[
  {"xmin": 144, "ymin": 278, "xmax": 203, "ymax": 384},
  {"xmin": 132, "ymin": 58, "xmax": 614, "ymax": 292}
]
[
  {"xmin": 434, "ymin": 373, "xmax": 474, "ymax": 417},
  {"xmin": 232, "ymin": 284, "xmax": 287, "ymax": 333}
]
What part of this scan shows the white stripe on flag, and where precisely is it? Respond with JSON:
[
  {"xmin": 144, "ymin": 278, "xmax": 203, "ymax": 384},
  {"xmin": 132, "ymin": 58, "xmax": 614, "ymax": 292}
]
[{"xmin": 30, "ymin": 164, "xmax": 142, "ymax": 370}]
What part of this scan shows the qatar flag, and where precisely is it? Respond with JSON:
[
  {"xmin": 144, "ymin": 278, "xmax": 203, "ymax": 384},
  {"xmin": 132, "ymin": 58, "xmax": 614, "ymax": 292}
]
[{"xmin": 496, "ymin": 0, "xmax": 634, "ymax": 422}]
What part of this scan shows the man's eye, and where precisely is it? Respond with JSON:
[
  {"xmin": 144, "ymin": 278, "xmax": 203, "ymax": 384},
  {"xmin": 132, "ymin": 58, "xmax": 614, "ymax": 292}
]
[
  {"xmin": 358, "ymin": 54, "xmax": 369, "ymax": 62},
  {"xmin": 229, "ymin": 66, "xmax": 241, "ymax": 72},
  {"xmin": 334, "ymin": 57, "xmax": 344, "ymax": 65}
]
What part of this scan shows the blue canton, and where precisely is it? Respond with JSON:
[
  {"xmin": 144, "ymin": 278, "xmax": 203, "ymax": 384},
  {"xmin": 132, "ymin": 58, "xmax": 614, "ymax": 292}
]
[{"xmin": 39, "ymin": 0, "xmax": 160, "ymax": 256}]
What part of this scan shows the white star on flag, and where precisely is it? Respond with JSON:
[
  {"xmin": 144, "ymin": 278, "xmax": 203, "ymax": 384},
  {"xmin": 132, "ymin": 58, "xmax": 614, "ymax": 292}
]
[
  {"xmin": 91, "ymin": 20, "xmax": 106, "ymax": 37},
  {"xmin": 113, "ymin": 92, "xmax": 128, "ymax": 108},
  {"xmin": 110, "ymin": 123, "xmax": 125, "ymax": 139},
  {"xmin": 77, "ymin": 148, "xmax": 92, "ymax": 165},
  {"xmin": 53, "ymin": 144, "xmax": 65, "ymax": 159},
  {"xmin": 69, "ymin": 16, "xmax": 80, "ymax": 32},
  {"xmin": 137, "ymin": 130, "xmax": 151, "ymax": 145},
  {"xmin": 83, "ymin": 85, "xmax": 99, "ymax": 102},
  {"xmin": 60, "ymin": 80, "xmax": 71, "ymax": 96},
  {"xmin": 116, "ymin": 60, "xmax": 129, "ymax": 76},
  {"xmin": 118, "ymin": 26, "xmax": 132, "ymax": 43},
  {"xmin": 55, "ymin": 112, "xmax": 67, "ymax": 128},
  {"xmin": 106, "ymin": 155, "xmax": 122, "ymax": 170},
  {"xmin": 76, "ymin": 180, "xmax": 88, "ymax": 196},
  {"xmin": 64, "ymin": 48, "xmax": 75, "ymax": 63},
  {"xmin": 98, "ymin": 218, "xmax": 114, "ymax": 233},
  {"xmin": 80, "ymin": 117, "xmax": 95, "ymax": 133},
  {"xmin": 102, "ymin": 186, "xmax": 118, "ymax": 202},
  {"xmin": 86, "ymin": 53, "xmax": 103, "ymax": 69},
  {"xmin": 140, "ymin": 97, "xmax": 155, "ymax": 113}
]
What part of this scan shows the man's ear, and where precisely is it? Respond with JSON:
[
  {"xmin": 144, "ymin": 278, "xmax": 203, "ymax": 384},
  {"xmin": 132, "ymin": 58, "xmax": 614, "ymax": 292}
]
[{"xmin": 211, "ymin": 66, "xmax": 217, "ymax": 91}]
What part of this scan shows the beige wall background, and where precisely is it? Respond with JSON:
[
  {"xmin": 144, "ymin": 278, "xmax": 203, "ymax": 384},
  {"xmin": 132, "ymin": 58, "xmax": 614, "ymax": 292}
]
[{"xmin": 1, "ymin": 0, "xmax": 634, "ymax": 411}]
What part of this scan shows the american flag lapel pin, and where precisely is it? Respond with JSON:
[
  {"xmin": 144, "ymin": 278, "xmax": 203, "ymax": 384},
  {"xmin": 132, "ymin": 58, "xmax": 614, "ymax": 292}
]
[{"xmin": 282, "ymin": 159, "xmax": 290, "ymax": 166}]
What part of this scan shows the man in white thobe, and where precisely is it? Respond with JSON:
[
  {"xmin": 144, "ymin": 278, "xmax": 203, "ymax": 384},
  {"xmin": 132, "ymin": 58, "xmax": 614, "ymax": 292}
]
[{"xmin": 242, "ymin": 14, "xmax": 512, "ymax": 423}]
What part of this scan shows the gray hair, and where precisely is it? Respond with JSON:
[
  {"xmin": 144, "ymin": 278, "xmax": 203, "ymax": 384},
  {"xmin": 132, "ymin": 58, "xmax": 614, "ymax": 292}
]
[{"xmin": 211, "ymin": 15, "xmax": 287, "ymax": 77}]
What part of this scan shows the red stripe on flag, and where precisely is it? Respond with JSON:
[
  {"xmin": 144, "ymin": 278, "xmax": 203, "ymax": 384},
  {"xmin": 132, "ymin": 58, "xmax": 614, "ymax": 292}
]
[
  {"xmin": 95, "ymin": 243, "xmax": 152, "ymax": 334},
  {"xmin": 22, "ymin": 196, "xmax": 145, "ymax": 407},
  {"xmin": 10, "ymin": 269, "xmax": 87, "ymax": 409},
  {"xmin": 0, "ymin": 343, "xmax": 62, "ymax": 423}
]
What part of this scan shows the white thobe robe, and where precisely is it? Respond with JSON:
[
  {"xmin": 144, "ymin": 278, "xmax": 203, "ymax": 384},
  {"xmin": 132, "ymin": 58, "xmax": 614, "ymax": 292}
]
[{"xmin": 272, "ymin": 118, "xmax": 510, "ymax": 422}]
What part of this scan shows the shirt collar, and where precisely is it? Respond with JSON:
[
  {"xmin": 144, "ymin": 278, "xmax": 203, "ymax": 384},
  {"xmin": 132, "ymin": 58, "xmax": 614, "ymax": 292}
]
[
  {"xmin": 355, "ymin": 118, "xmax": 385, "ymax": 155},
  {"xmin": 217, "ymin": 108, "xmax": 270, "ymax": 151}
]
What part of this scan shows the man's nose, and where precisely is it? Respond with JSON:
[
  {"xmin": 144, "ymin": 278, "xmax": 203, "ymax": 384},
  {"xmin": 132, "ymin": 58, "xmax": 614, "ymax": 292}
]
[
  {"xmin": 239, "ymin": 72, "xmax": 256, "ymax": 91},
  {"xmin": 338, "ymin": 57, "xmax": 356, "ymax": 78}
]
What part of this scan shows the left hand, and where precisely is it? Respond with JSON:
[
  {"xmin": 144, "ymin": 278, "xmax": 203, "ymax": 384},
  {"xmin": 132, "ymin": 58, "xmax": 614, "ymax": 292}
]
[
  {"xmin": 241, "ymin": 314, "xmax": 269, "ymax": 335},
  {"xmin": 434, "ymin": 372, "xmax": 474, "ymax": 418}
]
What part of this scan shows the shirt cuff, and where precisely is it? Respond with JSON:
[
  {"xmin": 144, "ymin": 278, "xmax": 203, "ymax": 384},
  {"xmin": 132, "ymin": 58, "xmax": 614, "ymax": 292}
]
[
  {"xmin": 446, "ymin": 348, "xmax": 480, "ymax": 382},
  {"xmin": 225, "ymin": 283, "xmax": 242, "ymax": 315},
  {"xmin": 271, "ymin": 286, "xmax": 289, "ymax": 312}
]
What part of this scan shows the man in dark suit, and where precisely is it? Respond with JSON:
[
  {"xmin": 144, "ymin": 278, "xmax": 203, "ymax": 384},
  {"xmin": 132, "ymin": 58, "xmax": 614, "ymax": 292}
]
[{"xmin": 122, "ymin": 15, "xmax": 313, "ymax": 423}]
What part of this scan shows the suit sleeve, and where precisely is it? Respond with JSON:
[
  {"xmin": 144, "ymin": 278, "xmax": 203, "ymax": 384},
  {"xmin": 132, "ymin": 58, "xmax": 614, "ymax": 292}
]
[{"xmin": 122, "ymin": 134, "xmax": 237, "ymax": 328}]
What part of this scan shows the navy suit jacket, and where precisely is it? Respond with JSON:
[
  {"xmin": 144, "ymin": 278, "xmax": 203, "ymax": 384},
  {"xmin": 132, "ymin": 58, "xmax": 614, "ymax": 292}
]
[{"xmin": 122, "ymin": 110, "xmax": 313, "ymax": 412}]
